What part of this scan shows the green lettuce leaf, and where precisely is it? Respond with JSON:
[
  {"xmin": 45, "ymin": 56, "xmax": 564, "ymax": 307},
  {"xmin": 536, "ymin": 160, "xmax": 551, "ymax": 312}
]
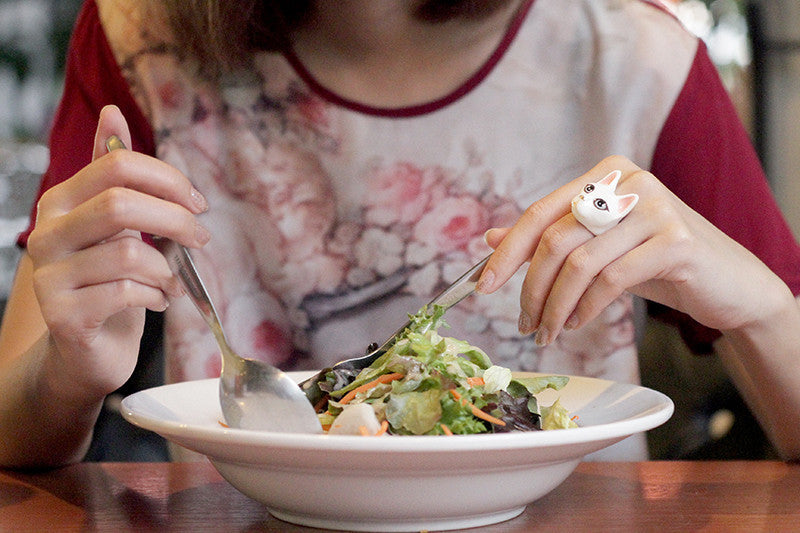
[
  {"xmin": 540, "ymin": 398, "xmax": 578, "ymax": 430},
  {"xmin": 385, "ymin": 389, "xmax": 442, "ymax": 435},
  {"xmin": 507, "ymin": 375, "xmax": 569, "ymax": 397}
]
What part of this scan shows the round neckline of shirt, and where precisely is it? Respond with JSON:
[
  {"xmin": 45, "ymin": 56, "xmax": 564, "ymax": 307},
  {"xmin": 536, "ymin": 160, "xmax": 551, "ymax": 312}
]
[{"xmin": 282, "ymin": 0, "xmax": 535, "ymax": 119}]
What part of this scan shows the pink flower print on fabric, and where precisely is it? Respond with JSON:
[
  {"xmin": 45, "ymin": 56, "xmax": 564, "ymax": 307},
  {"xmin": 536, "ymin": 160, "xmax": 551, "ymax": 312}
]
[
  {"xmin": 225, "ymin": 292, "xmax": 295, "ymax": 365},
  {"xmin": 291, "ymin": 91, "xmax": 331, "ymax": 130},
  {"xmin": 364, "ymin": 162, "xmax": 446, "ymax": 227},
  {"xmin": 413, "ymin": 196, "xmax": 490, "ymax": 254}
]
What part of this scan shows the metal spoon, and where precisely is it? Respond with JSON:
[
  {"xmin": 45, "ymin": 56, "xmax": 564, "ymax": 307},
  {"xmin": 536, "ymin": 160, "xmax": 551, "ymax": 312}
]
[
  {"xmin": 106, "ymin": 135, "xmax": 321, "ymax": 433},
  {"xmin": 300, "ymin": 253, "xmax": 492, "ymax": 404}
]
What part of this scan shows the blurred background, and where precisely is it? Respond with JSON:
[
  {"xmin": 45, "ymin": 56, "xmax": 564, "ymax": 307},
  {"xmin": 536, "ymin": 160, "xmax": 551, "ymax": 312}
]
[
  {"xmin": 0, "ymin": 0, "xmax": 797, "ymax": 460},
  {"xmin": 0, "ymin": 0, "xmax": 80, "ymax": 298}
]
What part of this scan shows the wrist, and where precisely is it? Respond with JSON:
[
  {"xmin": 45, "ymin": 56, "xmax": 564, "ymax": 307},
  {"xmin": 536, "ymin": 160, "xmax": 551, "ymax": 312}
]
[
  {"xmin": 721, "ymin": 283, "xmax": 800, "ymax": 353},
  {"xmin": 37, "ymin": 335, "xmax": 106, "ymax": 412}
]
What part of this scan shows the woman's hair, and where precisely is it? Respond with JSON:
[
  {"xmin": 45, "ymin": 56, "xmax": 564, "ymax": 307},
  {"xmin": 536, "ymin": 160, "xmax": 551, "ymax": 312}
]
[
  {"xmin": 156, "ymin": 0, "xmax": 514, "ymax": 76},
  {"xmin": 155, "ymin": 0, "xmax": 311, "ymax": 75}
]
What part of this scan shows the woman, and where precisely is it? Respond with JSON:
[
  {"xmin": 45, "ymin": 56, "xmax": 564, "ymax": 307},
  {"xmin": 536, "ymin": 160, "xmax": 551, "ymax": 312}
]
[{"xmin": 1, "ymin": 0, "xmax": 799, "ymax": 467}]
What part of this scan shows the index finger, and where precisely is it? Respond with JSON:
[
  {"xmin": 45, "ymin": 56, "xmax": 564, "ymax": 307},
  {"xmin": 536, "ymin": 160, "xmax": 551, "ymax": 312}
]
[
  {"xmin": 477, "ymin": 156, "xmax": 641, "ymax": 294},
  {"xmin": 476, "ymin": 182, "xmax": 576, "ymax": 294}
]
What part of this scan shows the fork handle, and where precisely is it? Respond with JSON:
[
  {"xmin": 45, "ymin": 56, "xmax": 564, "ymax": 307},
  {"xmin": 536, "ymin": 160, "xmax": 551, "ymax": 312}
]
[
  {"xmin": 374, "ymin": 252, "xmax": 492, "ymax": 353},
  {"xmin": 429, "ymin": 253, "xmax": 491, "ymax": 310}
]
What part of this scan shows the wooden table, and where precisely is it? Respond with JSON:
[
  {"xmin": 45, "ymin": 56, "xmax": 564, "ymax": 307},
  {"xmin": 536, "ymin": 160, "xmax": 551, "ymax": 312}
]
[{"xmin": 1, "ymin": 461, "xmax": 798, "ymax": 531}]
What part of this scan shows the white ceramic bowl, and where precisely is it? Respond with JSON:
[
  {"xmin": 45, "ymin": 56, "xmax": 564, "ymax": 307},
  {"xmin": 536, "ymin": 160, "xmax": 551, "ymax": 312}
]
[{"xmin": 121, "ymin": 371, "xmax": 673, "ymax": 532}]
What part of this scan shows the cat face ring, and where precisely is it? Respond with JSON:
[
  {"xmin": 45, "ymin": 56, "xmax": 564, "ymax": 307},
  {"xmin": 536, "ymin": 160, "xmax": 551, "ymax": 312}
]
[{"xmin": 571, "ymin": 170, "xmax": 639, "ymax": 235}]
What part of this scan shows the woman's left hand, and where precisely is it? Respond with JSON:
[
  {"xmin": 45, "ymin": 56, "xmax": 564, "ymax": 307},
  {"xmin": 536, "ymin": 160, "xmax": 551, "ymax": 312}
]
[{"xmin": 478, "ymin": 155, "xmax": 791, "ymax": 346}]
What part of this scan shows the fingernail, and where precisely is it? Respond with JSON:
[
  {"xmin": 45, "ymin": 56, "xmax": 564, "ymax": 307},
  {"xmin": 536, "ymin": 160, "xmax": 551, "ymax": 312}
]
[
  {"xmin": 535, "ymin": 326, "xmax": 551, "ymax": 346},
  {"xmin": 476, "ymin": 268, "xmax": 495, "ymax": 294},
  {"xmin": 564, "ymin": 313, "xmax": 580, "ymax": 331},
  {"xmin": 195, "ymin": 224, "xmax": 211, "ymax": 245},
  {"xmin": 518, "ymin": 311, "xmax": 532, "ymax": 335},
  {"xmin": 156, "ymin": 298, "xmax": 169, "ymax": 312},
  {"xmin": 191, "ymin": 187, "xmax": 208, "ymax": 212}
]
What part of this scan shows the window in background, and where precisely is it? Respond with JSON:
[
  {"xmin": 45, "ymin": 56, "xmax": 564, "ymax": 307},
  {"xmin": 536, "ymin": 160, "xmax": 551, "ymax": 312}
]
[
  {"xmin": 669, "ymin": 0, "xmax": 753, "ymax": 132},
  {"xmin": 0, "ymin": 0, "xmax": 82, "ymax": 301},
  {"xmin": 645, "ymin": 1, "xmax": 775, "ymax": 461}
]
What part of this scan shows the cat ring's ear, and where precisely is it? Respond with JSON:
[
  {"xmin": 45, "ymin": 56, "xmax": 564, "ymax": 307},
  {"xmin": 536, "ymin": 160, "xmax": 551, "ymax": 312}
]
[
  {"xmin": 600, "ymin": 169, "xmax": 637, "ymax": 218},
  {"xmin": 598, "ymin": 169, "xmax": 623, "ymax": 190},
  {"xmin": 616, "ymin": 193, "xmax": 638, "ymax": 218}
]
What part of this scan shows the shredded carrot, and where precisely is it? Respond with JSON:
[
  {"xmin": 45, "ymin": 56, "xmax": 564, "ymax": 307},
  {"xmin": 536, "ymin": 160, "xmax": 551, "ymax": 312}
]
[
  {"xmin": 218, "ymin": 420, "xmax": 229, "ymax": 428},
  {"xmin": 339, "ymin": 372, "xmax": 404, "ymax": 405},
  {"xmin": 358, "ymin": 425, "xmax": 370, "ymax": 436},
  {"xmin": 466, "ymin": 377, "xmax": 485, "ymax": 387},
  {"xmin": 449, "ymin": 389, "xmax": 506, "ymax": 427},
  {"xmin": 440, "ymin": 423, "xmax": 453, "ymax": 436},
  {"xmin": 321, "ymin": 424, "xmax": 332, "ymax": 432},
  {"xmin": 313, "ymin": 395, "xmax": 329, "ymax": 412},
  {"xmin": 571, "ymin": 415, "xmax": 580, "ymax": 421},
  {"xmin": 374, "ymin": 420, "xmax": 390, "ymax": 436}
]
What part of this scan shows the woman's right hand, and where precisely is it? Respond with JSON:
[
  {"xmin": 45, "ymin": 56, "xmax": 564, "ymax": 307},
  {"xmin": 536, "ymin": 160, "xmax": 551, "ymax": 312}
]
[{"xmin": 26, "ymin": 105, "xmax": 209, "ymax": 403}]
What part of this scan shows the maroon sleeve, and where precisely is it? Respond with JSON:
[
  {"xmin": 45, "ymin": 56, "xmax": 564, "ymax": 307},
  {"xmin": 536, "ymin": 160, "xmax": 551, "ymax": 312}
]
[
  {"xmin": 649, "ymin": 41, "xmax": 800, "ymax": 352},
  {"xmin": 16, "ymin": 0, "xmax": 155, "ymax": 248}
]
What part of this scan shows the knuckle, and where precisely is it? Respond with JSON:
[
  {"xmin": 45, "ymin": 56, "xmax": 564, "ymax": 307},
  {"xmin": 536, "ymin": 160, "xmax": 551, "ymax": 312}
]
[
  {"xmin": 602, "ymin": 154, "xmax": 631, "ymax": 169},
  {"xmin": 26, "ymin": 227, "xmax": 46, "ymax": 260},
  {"xmin": 640, "ymin": 193, "xmax": 679, "ymax": 228},
  {"xmin": 538, "ymin": 224, "xmax": 571, "ymax": 257},
  {"xmin": 111, "ymin": 278, "xmax": 135, "ymax": 300},
  {"xmin": 98, "ymin": 187, "xmax": 132, "ymax": 225},
  {"xmin": 39, "ymin": 296, "xmax": 71, "ymax": 332},
  {"xmin": 626, "ymin": 169, "xmax": 664, "ymax": 198},
  {"xmin": 103, "ymin": 279, "xmax": 138, "ymax": 313},
  {"xmin": 627, "ymin": 168, "xmax": 654, "ymax": 184},
  {"xmin": 665, "ymin": 223, "xmax": 693, "ymax": 249},
  {"xmin": 36, "ymin": 188, "xmax": 57, "ymax": 218},
  {"xmin": 597, "ymin": 262, "xmax": 626, "ymax": 292},
  {"xmin": 520, "ymin": 201, "xmax": 551, "ymax": 231},
  {"xmin": 114, "ymin": 237, "xmax": 144, "ymax": 270},
  {"xmin": 488, "ymin": 244, "xmax": 516, "ymax": 267},
  {"xmin": 103, "ymin": 148, "xmax": 133, "ymax": 176},
  {"xmin": 522, "ymin": 200, "xmax": 547, "ymax": 221},
  {"xmin": 563, "ymin": 245, "xmax": 592, "ymax": 278}
]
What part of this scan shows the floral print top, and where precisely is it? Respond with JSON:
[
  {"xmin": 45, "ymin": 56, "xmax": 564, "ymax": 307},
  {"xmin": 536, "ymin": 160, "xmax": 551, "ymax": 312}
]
[
  {"xmin": 31, "ymin": 0, "xmax": 796, "ymax": 459},
  {"xmin": 88, "ymin": 0, "xmax": 706, "ymax": 391}
]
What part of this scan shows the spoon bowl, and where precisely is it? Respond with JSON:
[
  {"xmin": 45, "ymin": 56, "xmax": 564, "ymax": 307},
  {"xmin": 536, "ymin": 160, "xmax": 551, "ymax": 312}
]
[{"xmin": 155, "ymin": 238, "xmax": 322, "ymax": 433}]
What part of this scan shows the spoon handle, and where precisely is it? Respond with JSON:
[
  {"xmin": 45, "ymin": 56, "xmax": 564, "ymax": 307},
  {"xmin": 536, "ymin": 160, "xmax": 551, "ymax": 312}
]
[{"xmin": 152, "ymin": 237, "xmax": 230, "ymax": 347}]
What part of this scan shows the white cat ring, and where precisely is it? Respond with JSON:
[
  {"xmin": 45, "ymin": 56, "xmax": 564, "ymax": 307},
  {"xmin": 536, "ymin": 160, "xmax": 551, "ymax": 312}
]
[{"xmin": 571, "ymin": 170, "xmax": 639, "ymax": 235}]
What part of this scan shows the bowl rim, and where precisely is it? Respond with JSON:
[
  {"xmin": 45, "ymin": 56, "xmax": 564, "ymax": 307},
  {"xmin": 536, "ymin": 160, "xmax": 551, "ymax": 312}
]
[{"xmin": 120, "ymin": 373, "xmax": 674, "ymax": 454}]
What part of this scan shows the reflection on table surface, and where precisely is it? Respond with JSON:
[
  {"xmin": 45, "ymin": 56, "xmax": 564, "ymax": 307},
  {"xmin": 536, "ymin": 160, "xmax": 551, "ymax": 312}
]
[{"xmin": 1, "ymin": 460, "xmax": 798, "ymax": 532}]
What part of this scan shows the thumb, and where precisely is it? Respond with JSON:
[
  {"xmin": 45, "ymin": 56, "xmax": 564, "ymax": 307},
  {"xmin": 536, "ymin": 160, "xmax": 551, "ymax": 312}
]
[{"xmin": 92, "ymin": 105, "xmax": 132, "ymax": 160}]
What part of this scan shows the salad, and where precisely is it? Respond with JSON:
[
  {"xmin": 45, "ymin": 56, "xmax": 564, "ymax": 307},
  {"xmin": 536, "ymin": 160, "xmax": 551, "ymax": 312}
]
[{"xmin": 314, "ymin": 306, "xmax": 578, "ymax": 436}]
